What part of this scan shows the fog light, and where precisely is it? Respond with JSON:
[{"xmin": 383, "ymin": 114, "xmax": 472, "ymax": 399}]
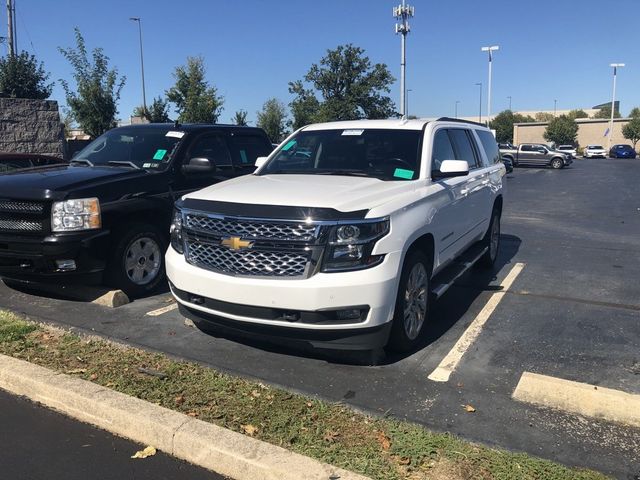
[
  {"xmin": 336, "ymin": 308, "xmax": 362, "ymax": 320},
  {"xmin": 55, "ymin": 259, "xmax": 77, "ymax": 271}
]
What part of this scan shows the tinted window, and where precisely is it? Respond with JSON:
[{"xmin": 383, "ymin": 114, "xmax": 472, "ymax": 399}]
[
  {"xmin": 449, "ymin": 129, "xmax": 479, "ymax": 169},
  {"xmin": 476, "ymin": 130, "xmax": 501, "ymax": 165},
  {"xmin": 230, "ymin": 134, "xmax": 272, "ymax": 167},
  {"xmin": 189, "ymin": 135, "xmax": 232, "ymax": 166},
  {"xmin": 521, "ymin": 145, "xmax": 534, "ymax": 152},
  {"xmin": 431, "ymin": 129, "xmax": 455, "ymax": 172}
]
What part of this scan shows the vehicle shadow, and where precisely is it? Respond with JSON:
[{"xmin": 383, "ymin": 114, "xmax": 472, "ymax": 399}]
[{"xmin": 191, "ymin": 233, "xmax": 522, "ymax": 367}]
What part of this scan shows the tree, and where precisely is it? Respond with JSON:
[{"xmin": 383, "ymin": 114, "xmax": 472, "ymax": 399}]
[
  {"xmin": 289, "ymin": 44, "xmax": 396, "ymax": 124},
  {"xmin": 543, "ymin": 115, "xmax": 578, "ymax": 145},
  {"xmin": 166, "ymin": 56, "xmax": 223, "ymax": 123},
  {"xmin": 568, "ymin": 109, "xmax": 589, "ymax": 120},
  {"xmin": 232, "ymin": 109, "xmax": 249, "ymax": 126},
  {"xmin": 0, "ymin": 51, "xmax": 53, "ymax": 99},
  {"xmin": 535, "ymin": 112, "xmax": 555, "ymax": 122},
  {"xmin": 594, "ymin": 105, "xmax": 621, "ymax": 119},
  {"xmin": 61, "ymin": 107, "xmax": 74, "ymax": 138},
  {"xmin": 489, "ymin": 110, "xmax": 535, "ymax": 143},
  {"xmin": 59, "ymin": 28, "xmax": 126, "ymax": 138},
  {"xmin": 622, "ymin": 118, "xmax": 640, "ymax": 149},
  {"xmin": 133, "ymin": 97, "xmax": 171, "ymax": 123},
  {"xmin": 256, "ymin": 98, "xmax": 288, "ymax": 143},
  {"xmin": 629, "ymin": 107, "xmax": 640, "ymax": 119}
]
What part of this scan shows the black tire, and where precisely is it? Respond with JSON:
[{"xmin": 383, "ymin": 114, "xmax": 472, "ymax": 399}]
[
  {"xmin": 105, "ymin": 223, "xmax": 167, "ymax": 298},
  {"xmin": 387, "ymin": 250, "xmax": 431, "ymax": 353},
  {"xmin": 478, "ymin": 207, "xmax": 501, "ymax": 268},
  {"xmin": 551, "ymin": 157, "xmax": 564, "ymax": 169}
]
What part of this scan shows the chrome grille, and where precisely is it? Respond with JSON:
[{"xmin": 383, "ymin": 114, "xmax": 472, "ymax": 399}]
[
  {"xmin": 185, "ymin": 213, "xmax": 317, "ymax": 241},
  {"xmin": 186, "ymin": 239, "xmax": 309, "ymax": 277},
  {"xmin": 0, "ymin": 218, "xmax": 43, "ymax": 232},
  {"xmin": 0, "ymin": 200, "xmax": 44, "ymax": 214}
]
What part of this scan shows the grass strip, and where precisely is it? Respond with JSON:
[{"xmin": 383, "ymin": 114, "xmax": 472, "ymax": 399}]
[{"xmin": 0, "ymin": 310, "xmax": 607, "ymax": 480}]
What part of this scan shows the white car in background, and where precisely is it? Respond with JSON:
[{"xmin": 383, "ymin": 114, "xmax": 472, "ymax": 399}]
[
  {"xmin": 557, "ymin": 145, "xmax": 577, "ymax": 157},
  {"xmin": 584, "ymin": 145, "xmax": 607, "ymax": 158}
]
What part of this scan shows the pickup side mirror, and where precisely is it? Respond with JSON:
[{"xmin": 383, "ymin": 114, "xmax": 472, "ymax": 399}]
[
  {"xmin": 254, "ymin": 156, "xmax": 268, "ymax": 169},
  {"xmin": 432, "ymin": 160, "xmax": 469, "ymax": 179},
  {"xmin": 182, "ymin": 157, "xmax": 216, "ymax": 175}
]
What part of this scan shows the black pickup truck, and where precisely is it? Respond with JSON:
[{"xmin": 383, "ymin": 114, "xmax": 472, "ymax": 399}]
[{"xmin": 0, "ymin": 123, "xmax": 273, "ymax": 296}]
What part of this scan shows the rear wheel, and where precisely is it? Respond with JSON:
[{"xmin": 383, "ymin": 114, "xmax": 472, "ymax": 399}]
[
  {"xmin": 551, "ymin": 157, "xmax": 563, "ymax": 169},
  {"xmin": 478, "ymin": 207, "xmax": 501, "ymax": 268},
  {"xmin": 388, "ymin": 250, "xmax": 431, "ymax": 353}
]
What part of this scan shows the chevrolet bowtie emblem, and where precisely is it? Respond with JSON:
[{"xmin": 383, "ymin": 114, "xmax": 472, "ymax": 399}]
[{"xmin": 221, "ymin": 236, "xmax": 254, "ymax": 251}]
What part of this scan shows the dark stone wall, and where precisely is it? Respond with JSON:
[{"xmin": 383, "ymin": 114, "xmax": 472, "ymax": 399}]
[{"xmin": 0, "ymin": 98, "xmax": 65, "ymax": 157}]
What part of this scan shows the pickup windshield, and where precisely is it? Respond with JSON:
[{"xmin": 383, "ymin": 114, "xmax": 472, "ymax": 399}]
[
  {"xmin": 259, "ymin": 129, "xmax": 422, "ymax": 181},
  {"xmin": 73, "ymin": 126, "xmax": 183, "ymax": 170}
]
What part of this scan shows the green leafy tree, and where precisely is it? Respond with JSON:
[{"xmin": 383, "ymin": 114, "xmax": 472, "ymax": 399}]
[
  {"xmin": 290, "ymin": 44, "xmax": 396, "ymax": 123},
  {"xmin": 489, "ymin": 110, "xmax": 535, "ymax": 143},
  {"xmin": 543, "ymin": 115, "xmax": 578, "ymax": 146},
  {"xmin": 232, "ymin": 109, "xmax": 249, "ymax": 126},
  {"xmin": 594, "ymin": 105, "xmax": 621, "ymax": 119},
  {"xmin": 622, "ymin": 118, "xmax": 640, "ymax": 149},
  {"xmin": 568, "ymin": 109, "xmax": 589, "ymax": 120},
  {"xmin": 133, "ymin": 97, "xmax": 171, "ymax": 123},
  {"xmin": 61, "ymin": 107, "xmax": 74, "ymax": 138},
  {"xmin": 0, "ymin": 51, "xmax": 53, "ymax": 99},
  {"xmin": 629, "ymin": 107, "xmax": 640, "ymax": 119},
  {"xmin": 58, "ymin": 28, "xmax": 126, "ymax": 138},
  {"xmin": 535, "ymin": 112, "xmax": 555, "ymax": 122},
  {"xmin": 166, "ymin": 56, "xmax": 223, "ymax": 123},
  {"xmin": 256, "ymin": 98, "xmax": 288, "ymax": 143}
]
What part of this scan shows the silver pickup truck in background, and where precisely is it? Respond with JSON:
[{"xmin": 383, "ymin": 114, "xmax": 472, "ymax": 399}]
[{"xmin": 499, "ymin": 143, "xmax": 572, "ymax": 169}]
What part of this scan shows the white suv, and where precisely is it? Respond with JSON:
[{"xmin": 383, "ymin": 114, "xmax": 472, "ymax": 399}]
[{"xmin": 166, "ymin": 118, "xmax": 505, "ymax": 353}]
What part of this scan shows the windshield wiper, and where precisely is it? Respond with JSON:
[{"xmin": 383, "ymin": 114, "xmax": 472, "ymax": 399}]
[
  {"xmin": 107, "ymin": 161, "xmax": 141, "ymax": 170},
  {"xmin": 70, "ymin": 158, "xmax": 94, "ymax": 167},
  {"xmin": 315, "ymin": 170, "xmax": 371, "ymax": 177}
]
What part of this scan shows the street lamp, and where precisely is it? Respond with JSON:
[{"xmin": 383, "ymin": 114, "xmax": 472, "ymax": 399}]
[
  {"xmin": 554, "ymin": 99, "xmax": 557, "ymax": 117},
  {"xmin": 475, "ymin": 82, "xmax": 482, "ymax": 123},
  {"xmin": 130, "ymin": 17, "xmax": 147, "ymax": 114},
  {"xmin": 507, "ymin": 96, "xmax": 512, "ymax": 111},
  {"xmin": 481, "ymin": 45, "xmax": 499, "ymax": 125},
  {"xmin": 608, "ymin": 63, "xmax": 625, "ymax": 151},
  {"xmin": 455, "ymin": 100, "xmax": 460, "ymax": 119},
  {"xmin": 406, "ymin": 89, "xmax": 412, "ymax": 117},
  {"xmin": 394, "ymin": 1, "xmax": 414, "ymax": 118}
]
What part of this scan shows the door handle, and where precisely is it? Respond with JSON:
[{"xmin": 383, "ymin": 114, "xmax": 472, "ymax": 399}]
[{"xmin": 460, "ymin": 188, "xmax": 469, "ymax": 196}]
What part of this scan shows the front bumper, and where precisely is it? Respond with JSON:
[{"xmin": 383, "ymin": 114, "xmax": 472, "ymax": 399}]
[
  {"xmin": 0, "ymin": 230, "xmax": 110, "ymax": 284},
  {"xmin": 166, "ymin": 247, "xmax": 403, "ymax": 349}
]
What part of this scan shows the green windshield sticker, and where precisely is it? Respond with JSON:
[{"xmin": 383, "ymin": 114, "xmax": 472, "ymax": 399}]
[
  {"xmin": 239, "ymin": 149, "xmax": 248, "ymax": 164},
  {"xmin": 282, "ymin": 140, "xmax": 296, "ymax": 151},
  {"xmin": 394, "ymin": 168, "xmax": 414, "ymax": 180},
  {"xmin": 153, "ymin": 149, "xmax": 167, "ymax": 161}
]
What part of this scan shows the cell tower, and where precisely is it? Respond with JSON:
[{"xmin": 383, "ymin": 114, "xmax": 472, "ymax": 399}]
[{"xmin": 394, "ymin": 1, "xmax": 414, "ymax": 118}]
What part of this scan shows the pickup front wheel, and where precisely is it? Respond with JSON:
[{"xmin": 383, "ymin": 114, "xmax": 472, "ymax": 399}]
[{"xmin": 388, "ymin": 250, "xmax": 431, "ymax": 352}]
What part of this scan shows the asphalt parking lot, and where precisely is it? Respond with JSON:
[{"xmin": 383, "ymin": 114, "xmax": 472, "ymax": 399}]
[{"xmin": 1, "ymin": 158, "xmax": 639, "ymax": 478}]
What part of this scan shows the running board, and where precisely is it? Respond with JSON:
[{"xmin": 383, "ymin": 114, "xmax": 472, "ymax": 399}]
[{"xmin": 431, "ymin": 244, "xmax": 488, "ymax": 299}]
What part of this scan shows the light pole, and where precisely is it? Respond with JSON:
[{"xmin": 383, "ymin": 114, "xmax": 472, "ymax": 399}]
[
  {"xmin": 554, "ymin": 99, "xmax": 557, "ymax": 117},
  {"xmin": 608, "ymin": 63, "xmax": 625, "ymax": 151},
  {"xmin": 481, "ymin": 45, "xmax": 499, "ymax": 125},
  {"xmin": 130, "ymin": 17, "xmax": 147, "ymax": 114},
  {"xmin": 394, "ymin": 1, "xmax": 414, "ymax": 118},
  {"xmin": 475, "ymin": 82, "xmax": 482, "ymax": 123},
  {"xmin": 455, "ymin": 100, "xmax": 460, "ymax": 119},
  {"xmin": 507, "ymin": 95, "xmax": 512, "ymax": 111},
  {"xmin": 406, "ymin": 89, "xmax": 412, "ymax": 117}
]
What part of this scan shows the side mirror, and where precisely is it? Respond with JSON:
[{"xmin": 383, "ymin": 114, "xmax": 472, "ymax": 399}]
[
  {"xmin": 254, "ymin": 156, "xmax": 268, "ymax": 169},
  {"xmin": 182, "ymin": 157, "xmax": 216, "ymax": 175},
  {"xmin": 432, "ymin": 160, "xmax": 469, "ymax": 179}
]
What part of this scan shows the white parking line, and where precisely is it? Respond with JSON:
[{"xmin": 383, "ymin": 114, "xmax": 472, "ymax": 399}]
[
  {"xmin": 146, "ymin": 303, "xmax": 178, "ymax": 317},
  {"xmin": 428, "ymin": 262, "xmax": 525, "ymax": 382}
]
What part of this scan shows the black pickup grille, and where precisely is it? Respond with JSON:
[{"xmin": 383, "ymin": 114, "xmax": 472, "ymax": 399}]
[{"xmin": 0, "ymin": 199, "xmax": 47, "ymax": 233}]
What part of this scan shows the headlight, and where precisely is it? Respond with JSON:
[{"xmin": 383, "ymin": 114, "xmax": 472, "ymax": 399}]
[
  {"xmin": 322, "ymin": 218, "xmax": 389, "ymax": 272},
  {"xmin": 51, "ymin": 198, "xmax": 101, "ymax": 232},
  {"xmin": 170, "ymin": 208, "xmax": 184, "ymax": 254}
]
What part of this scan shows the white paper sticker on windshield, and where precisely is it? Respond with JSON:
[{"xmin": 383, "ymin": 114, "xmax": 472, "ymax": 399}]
[
  {"xmin": 342, "ymin": 129, "xmax": 364, "ymax": 136},
  {"xmin": 166, "ymin": 131, "xmax": 185, "ymax": 138}
]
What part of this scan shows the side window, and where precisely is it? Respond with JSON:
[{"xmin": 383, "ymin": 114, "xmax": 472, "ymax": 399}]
[
  {"xmin": 189, "ymin": 135, "xmax": 232, "ymax": 167},
  {"xmin": 521, "ymin": 144, "xmax": 532, "ymax": 152},
  {"xmin": 431, "ymin": 129, "xmax": 455, "ymax": 173},
  {"xmin": 230, "ymin": 134, "xmax": 273, "ymax": 167},
  {"xmin": 476, "ymin": 130, "xmax": 501, "ymax": 165},
  {"xmin": 449, "ymin": 129, "xmax": 479, "ymax": 169}
]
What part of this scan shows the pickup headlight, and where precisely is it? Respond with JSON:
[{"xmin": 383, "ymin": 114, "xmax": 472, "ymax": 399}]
[
  {"xmin": 51, "ymin": 198, "xmax": 101, "ymax": 232},
  {"xmin": 170, "ymin": 208, "xmax": 184, "ymax": 254},
  {"xmin": 322, "ymin": 218, "xmax": 389, "ymax": 272}
]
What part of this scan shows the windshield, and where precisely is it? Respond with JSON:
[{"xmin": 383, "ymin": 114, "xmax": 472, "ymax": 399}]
[
  {"xmin": 259, "ymin": 129, "xmax": 422, "ymax": 180},
  {"xmin": 74, "ymin": 126, "xmax": 184, "ymax": 170},
  {"xmin": 589, "ymin": 145, "xmax": 604, "ymax": 149}
]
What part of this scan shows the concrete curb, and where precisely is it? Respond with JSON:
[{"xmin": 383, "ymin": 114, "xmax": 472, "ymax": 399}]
[
  {"xmin": 0, "ymin": 354, "xmax": 370, "ymax": 480},
  {"xmin": 513, "ymin": 371, "xmax": 640, "ymax": 428}
]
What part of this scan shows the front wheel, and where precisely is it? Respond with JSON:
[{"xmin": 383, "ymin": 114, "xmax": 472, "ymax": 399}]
[
  {"xmin": 551, "ymin": 157, "xmax": 564, "ymax": 169},
  {"xmin": 388, "ymin": 251, "xmax": 431, "ymax": 353}
]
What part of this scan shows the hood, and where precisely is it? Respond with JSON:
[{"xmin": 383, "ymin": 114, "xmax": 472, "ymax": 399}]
[
  {"xmin": 0, "ymin": 165, "xmax": 149, "ymax": 201},
  {"xmin": 184, "ymin": 174, "xmax": 416, "ymax": 214}
]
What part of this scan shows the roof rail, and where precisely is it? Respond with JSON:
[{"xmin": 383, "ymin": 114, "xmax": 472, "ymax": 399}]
[{"xmin": 436, "ymin": 117, "xmax": 487, "ymax": 127}]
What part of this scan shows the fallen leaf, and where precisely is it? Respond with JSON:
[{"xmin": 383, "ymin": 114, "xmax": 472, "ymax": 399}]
[
  {"xmin": 464, "ymin": 404, "xmax": 476, "ymax": 413},
  {"xmin": 174, "ymin": 395, "xmax": 185, "ymax": 406},
  {"xmin": 187, "ymin": 411, "xmax": 198, "ymax": 417},
  {"xmin": 251, "ymin": 390, "xmax": 261, "ymax": 398},
  {"xmin": 306, "ymin": 402, "xmax": 313, "ymax": 408},
  {"xmin": 66, "ymin": 368, "xmax": 86, "ymax": 374},
  {"xmin": 323, "ymin": 430, "xmax": 340, "ymax": 443},
  {"xmin": 131, "ymin": 446, "xmax": 156, "ymax": 459},
  {"xmin": 377, "ymin": 431, "xmax": 391, "ymax": 451},
  {"xmin": 398, "ymin": 456, "xmax": 411, "ymax": 465},
  {"xmin": 242, "ymin": 424, "xmax": 258, "ymax": 436},
  {"xmin": 89, "ymin": 373, "xmax": 98, "ymax": 381}
]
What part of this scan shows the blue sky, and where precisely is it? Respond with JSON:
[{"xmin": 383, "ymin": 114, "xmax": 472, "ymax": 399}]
[{"xmin": 7, "ymin": 0, "xmax": 640, "ymax": 123}]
